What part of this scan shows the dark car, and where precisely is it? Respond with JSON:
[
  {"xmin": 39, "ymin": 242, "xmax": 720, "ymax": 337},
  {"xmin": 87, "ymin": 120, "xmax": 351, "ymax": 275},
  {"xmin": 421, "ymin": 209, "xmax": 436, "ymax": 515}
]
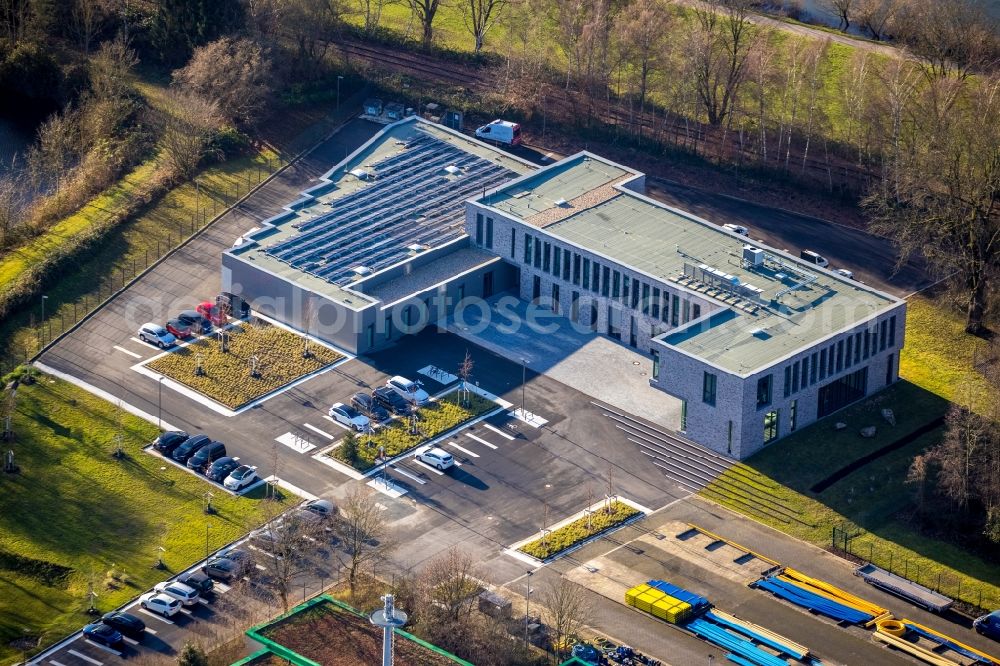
[
  {"xmin": 83, "ymin": 622, "xmax": 124, "ymax": 649},
  {"xmin": 165, "ymin": 318, "xmax": 194, "ymax": 339},
  {"xmin": 202, "ymin": 556, "xmax": 251, "ymax": 582},
  {"xmin": 171, "ymin": 434, "xmax": 210, "ymax": 463},
  {"xmin": 303, "ymin": 498, "xmax": 336, "ymax": 518},
  {"xmin": 373, "ymin": 386, "xmax": 411, "ymax": 415},
  {"xmin": 975, "ymin": 610, "xmax": 1000, "ymax": 641},
  {"xmin": 206, "ymin": 456, "xmax": 240, "ymax": 482},
  {"xmin": 178, "ymin": 309, "xmax": 212, "ymax": 334},
  {"xmin": 178, "ymin": 569, "xmax": 215, "ymax": 594},
  {"xmin": 153, "ymin": 430, "xmax": 189, "ymax": 455},
  {"xmin": 187, "ymin": 441, "xmax": 226, "ymax": 472},
  {"xmin": 351, "ymin": 392, "xmax": 390, "ymax": 422},
  {"xmin": 101, "ymin": 611, "xmax": 145, "ymax": 640}
]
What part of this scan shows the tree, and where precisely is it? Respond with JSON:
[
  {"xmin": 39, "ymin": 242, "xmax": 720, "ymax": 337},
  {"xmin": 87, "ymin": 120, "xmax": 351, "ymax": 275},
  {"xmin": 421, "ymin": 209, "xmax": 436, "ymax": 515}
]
[
  {"xmin": 339, "ymin": 430, "xmax": 359, "ymax": 465},
  {"xmin": 0, "ymin": 174, "xmax": 23, "ymax": 248},
  {"xmin": 89, "ymin": 35, "xmax": 139, "ymax": 103},
  {"xmin": 407, "ymin": 0, "xmax": 443, "ymax": 47},
  {"xmin": 332, "ymin": 487, "xmax": 395, "ymax": 598},
  {"xmin": 159, "ymin": 90, "xmax": 223, "ymax": 181},
  {"xmin": 177, "ymin": 642, "xmax": 208, "ymax": 666},
  {"xmin": 460, "ymin": 0, "xmax": 508, "ymax": 54},
  {"xmin": 69, "ymin": 0, "xmax": 107, "ymax": 53},
  {"xmin": 260, "ymin": 507, "xmax": 327, "ymax": 612},
  {"xmin": 823, "ymin": 0, "xmax": 855, "ymax": 30},
  {"xmin": 854, "ymin": 0, "xmax": 899, "ymax": 41},
  {"xmin": 357, "ymin": 0, "xmax": 397, "ymax": 36},
  {"xmin": 27, "ymin": 107, "xmax": 80, "ymax": 193},
  {"xmin": 541, "ymin": 578, "xmax": 589, "ymax": 660},
  {"xmin": 614, "ymin": 0, "xmax": 673, "ymax": 121},
  {"xmin": 686, "ymin": 0, "xmax": 759, "ymax": 126},
  {"xmin": 897, "ymin": 0, "xmax": 999, "ymax": 83},
  {"xmin": 150, "ymin": 0, "xmax": 246, "ymax": 67},
  {"xmin": 281, "ymin": 0, "xmax": 342, "ymax": 76},
  {"xmin": 420, "ymin": 547, "xmax": 480, "ymax": 621},
  {"xmin": 173, "ymin": 37, "xmax": 273, "ymax": 129}
]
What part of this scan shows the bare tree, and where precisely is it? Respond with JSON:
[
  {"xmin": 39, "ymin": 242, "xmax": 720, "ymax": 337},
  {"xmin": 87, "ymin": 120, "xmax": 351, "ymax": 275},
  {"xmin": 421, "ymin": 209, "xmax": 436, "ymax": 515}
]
[
  {"xmin": 614, "ymin": 0, "xmax": 672, "ymax": 121},
  {"xmin": 89, "ymin": 35, "xmax": 139, "ymax": 102},
  {"xmin": 256, "ymin": 506, "xmax": 326, "ymax": 612},
  {"xmin": 0, "ymin": 174, "xmax": 24, "ymax": 248},
  {"xmin": 332, "ymin": 487, "xmax": 395, "ymax": 598},
  {"xmin": 357, "ymin": 0, "xmax": 398, "ymax": 35},
  {"xmin": 173, "ymin": 37, "xmax": 274, "ymax": 129},
  {"xmin": 27, "ymin": 108, "xmax": 81, "ymax": 194},
  {"xmin": 70, "ymin": 0, "xmax": 107, "ymax": 52},
  {"xmin": 854, "ymin": 0, "xmax": 899, "ymax": 41},
  {"xmin": 282, "ymin": 0, "xmax": 342, "ymax": 74},
  {"xmin": 420, "ymin": 547, "xmax": 481, "ymax": 621},
  {"xmin": 686, "ymin": 0, "xmax": 759, "ymax": 126},
  {"xmin": 541, "ymin": 578, "xmax": 590, "ymax": 660},
  {"xmin": 159, "ymin": 91, "xmax": 223, "ymax": 181},
  {"xmin": 407, "ymin": 0, "xmax": 443, "ymax": 47},
  {"xmin": 823, "ymin": 0, "xmax": 855, "ymax": 30},
  {"xmin": 460, "ymin": 0, "xmax": 508, "ymax": 53}
]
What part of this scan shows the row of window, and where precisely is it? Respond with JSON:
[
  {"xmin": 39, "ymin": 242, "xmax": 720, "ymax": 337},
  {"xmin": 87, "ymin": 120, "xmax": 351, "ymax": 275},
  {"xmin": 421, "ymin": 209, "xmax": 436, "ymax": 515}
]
[
  {"xmin": 520, "ymin": 231, "xmax": 701, "ymax": 326},
  {"xmin": 782, "ymin": 316, "xmax": 897, "ymax": 399}
]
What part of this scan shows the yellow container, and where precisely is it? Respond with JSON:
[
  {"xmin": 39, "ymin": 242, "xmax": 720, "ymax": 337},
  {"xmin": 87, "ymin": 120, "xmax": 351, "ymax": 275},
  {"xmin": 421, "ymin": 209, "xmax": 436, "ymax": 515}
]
[
  {"xmin": 665, "ymin": 601, "xmax": 692, "ymax": 624},
  {"xmin": 625, "ymin": 584, "xmax": 651, "ymax": 606},
  {"xmin": 635, "ymin": 591, "xmax": 659, "ymax": 613},
  {"xmin": 650, "ymin": 599, "xmax": 673, "ymax": 620}
]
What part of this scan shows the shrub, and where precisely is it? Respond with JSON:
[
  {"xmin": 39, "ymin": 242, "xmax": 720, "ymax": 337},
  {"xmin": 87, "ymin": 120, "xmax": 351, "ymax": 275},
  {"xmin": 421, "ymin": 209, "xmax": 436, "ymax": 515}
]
[{"xmin": 519, "ymin": 501, "xmax": 641, "ymax": 560}]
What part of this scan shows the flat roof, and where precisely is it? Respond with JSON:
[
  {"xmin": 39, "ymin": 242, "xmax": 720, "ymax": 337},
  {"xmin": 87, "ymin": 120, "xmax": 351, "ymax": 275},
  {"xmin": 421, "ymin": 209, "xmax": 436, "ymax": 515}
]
[
  {"xmin": 480, "ymin": 153, "xmax": 900, "ymax": 374},
  {"xmin": 228, "ymin": 118, "xmax": 535, "ymax": 307}
]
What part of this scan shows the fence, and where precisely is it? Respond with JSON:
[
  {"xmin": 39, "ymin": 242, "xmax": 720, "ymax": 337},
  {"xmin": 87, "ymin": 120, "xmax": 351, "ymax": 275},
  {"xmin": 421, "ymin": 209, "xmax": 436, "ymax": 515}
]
[{"xmin": 831, "ymin": 524, "xmax": 996, "ymax": 615}]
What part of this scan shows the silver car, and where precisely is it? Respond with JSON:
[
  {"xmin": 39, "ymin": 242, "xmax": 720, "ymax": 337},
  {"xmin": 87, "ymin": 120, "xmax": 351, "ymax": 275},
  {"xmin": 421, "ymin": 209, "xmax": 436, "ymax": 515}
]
[
  {"xmin": 153, "ymin": 580, "xmax": 200, "ymax": 606},
  {"xmin": 137, "ymin": 323, "xmax": 177, "ymax": 349}
]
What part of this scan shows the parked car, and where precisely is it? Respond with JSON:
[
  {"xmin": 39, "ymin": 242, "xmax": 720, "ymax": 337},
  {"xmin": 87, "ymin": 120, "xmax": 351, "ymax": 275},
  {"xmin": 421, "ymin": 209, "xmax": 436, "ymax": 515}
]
[
  {"xmin": 386, "ymin": 376, "xmax": 430, "ymax": 406},
  {"xmin": 187, "ymin": 440, "xmax": 226, "ymax": 472},
  {"xmin": 328, "ymin": 402, "xmax": 370, "ymax": 431},
  {"xmin": 171, "ymin": 434, "xmax": 210, "ymax": 463},
  {"xmin": 154, "ymin": 580, "xmax": 200, "ymax": 606},
  {"xmin": 474, "ymin": 119, "xmax": 522, "ymax": 146},
  {"xmin": 799, "ymin": 249, "xmax": 830, "ymax": 268},
  {"xmin": 351, "ymin": 392, "xmax": 390, "ymax": 422},
  {"xmin": 224, "ymin": 465, "xmax": 259, "ymax": 491},
  {"xmin": 206, "ymin": 456, "xmax": 240, "ymax": 482},
  {"xmin": 415, "ymin": 445, "xmax": 454, "ymax": 470},
  {"xmin": 974, "ymin": 610, "xmax": 1000, "ymax": 641},
  {"xmin": 153, "ymin": 430, "xmax": 189, "ymax": 455},
  {"xmin": 303, "ymin": 498, "xmax": 336, "ymax": 518},
  {"xmin": 723, "ymin": 223, "xmax": 749, "ymax": 236},
  {"xmin": 373, "ymin": 386, "xmax": 411, "ymax": 415},
  {"xmin": 137, "ymin": 323, "xmax": 177, "ymax": 349},
  {"xmin": 196, "ymin": 301, "xmax": 227, "ymax": 327},
  {"xmin": 139, "ymin": 592, "xmax": 181, "ymax": 617},
  {"xmin": 201, "ymin": 557, "xmax": 250, "ymax": 582},
  {"xmin": 834, "ymin": 268, "xmax": 855, "ymax": 280},
  {"xmin": 215, "ymin": 546, "xmax": 253, "ymax": 566},
  {"xmin": 178, "ymin": 309, "xmax": 212, "ymax": 334},
  {"xmin": 165, "ymin": 318, "xmax": 194, "ymax": 339},
  {"xmin": 178, "ymin": 570, "xmax": 215, "ymax": 595},
  {"xmin": 83, "ymin": 622, "xmax": 124, "ymax": 649},
  {"xmin": 100, "ymin": 611, "xmax": 145, "ymax": 640}
]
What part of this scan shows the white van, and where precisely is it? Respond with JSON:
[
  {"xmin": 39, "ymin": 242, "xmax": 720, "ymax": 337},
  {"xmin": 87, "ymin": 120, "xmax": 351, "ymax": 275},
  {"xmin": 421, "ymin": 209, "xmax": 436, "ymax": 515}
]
[
  {"xmin": 475, "ymin": 119, "xmax": 522, "ymax": 146},
  {"xmin": 799, "ymin": 249, "xmax": 829, "ymax": 268}
]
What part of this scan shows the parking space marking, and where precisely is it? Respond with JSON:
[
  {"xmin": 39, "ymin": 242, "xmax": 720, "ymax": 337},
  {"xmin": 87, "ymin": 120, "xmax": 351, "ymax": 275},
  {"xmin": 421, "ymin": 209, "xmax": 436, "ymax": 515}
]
[
  {"xmin": 465, "ymin": 433, "xmax": 498, "ymax": 449},
  {"xmin": 83, "ymin": 640, "xmax": 121, "ymax": 657},
  {"xmin": 178, "ymin": 607, "xmax": 192, "ymax": 615},
  {"xmin": 129, "ymin": 337, "xmax": 152, "ymax": 347},
  {"xmin": 275, "ymin": 432, "xmax": 317, "ymax": 453},
  {"xmin": 67, "ymin": 649, "xmax": 102, "ymax": 665},
  {"xmin": 255, "ymin": 564, "xmax": 268, "ymax": 571},
  {"xmin": 387, "ymin": 464, "xmax": 426, "ymax": 484},
  {"xmin": 214, "ymin": 582, "xmax": 230, "ymax": 593},
  {"xmin": 136, "ymin": 608, "xmax": 174, "ymax": 624},
  {"xmin": 198, "ymin": 598, "xmax": 211, "ymax": 605},
  {"xmin": 122, "ymin": 637, "xmax": 139, "ymax": 646},
  {"xmin": 112, "ymin": 345, "xmax": 142, "ymax": 359},
  {"xmin": 303, "ymin": 423, "xmax": 335, "ymax": 440},
  {"xmin": 143, "ymin": 627, "xmax": 157, "ymax": 635},
  {"xmin": 482, "ymin": 423, "xmax": 515, "ymax": 440},
  {"xmin": 445, "ymin": 441, "xmax": 480, "ymax": 458},
  {"xmin": 412, "ymin": 459, "xmax": 445, "ymax": 475},
  {"xmin": 49, "ymin": 660, "xmax": 68, "ymax": 666}
]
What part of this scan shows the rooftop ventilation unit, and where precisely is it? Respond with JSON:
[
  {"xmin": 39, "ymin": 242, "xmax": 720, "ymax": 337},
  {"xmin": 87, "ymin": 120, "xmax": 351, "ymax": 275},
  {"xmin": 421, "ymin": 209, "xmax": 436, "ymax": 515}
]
[
  {"xmin": 407, "ymin": 243, "xmax": 427, "ymax": 253},
  {"xmin": 349, "ymin": 168, "xmax": 370, "ymax": 180},
  {"xmin": 444, "ymin": 165, "xmax": 462, "ymax": 175},
  {"xmin": 554, "ymin": 198, "xmax": 569, "ymax": 207},
  {"xmin": 350, "ymin": 266, "xmax": 372, "ymax": 276},
  {"xmin": 743, "ymin": 245, "xmax": 765, "ymax": 267}
]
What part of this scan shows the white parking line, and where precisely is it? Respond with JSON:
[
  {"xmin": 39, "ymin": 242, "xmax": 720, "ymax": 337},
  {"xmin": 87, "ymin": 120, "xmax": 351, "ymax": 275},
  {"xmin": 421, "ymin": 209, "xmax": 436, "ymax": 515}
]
[
  {"xmin": 136, "ymin": 608, "xmax": 174, "ymax": 624},
  {"xmin": 303, "ymin": 423, "xmax": 334, "ymax": 440},
  {"xmin": 446, "ymin": 441, "xmax": 480, "ymax": 458},
  {"xmin": 129, "ymin": 337, "xmax": 152, "ymax": 347},
  {"xmin": 321, "ymin": 415, "xmax": 351, "ymax": 430},
  {"xmin": 412, "ymin": 458, "xmax": 445, "ymax": 475},
  {"xmin": 214, "ymin": 582, "xmax": 231, "ymax": 593},
  {"xmin": 83, "ymin": 641, "xmax": 121, "ymax": 657},
  {"xmin": 482, "ymin": 423, "xmax": 516, "ymax": 440},
  {"xmin": 49, "ymin": 660, "xmax": 68, "ymax": 666},
  {"xmin": 67, "ymin": 649, "xmax": 103, "ymax": 665},
  {"xmin": 122, "ymin": 637, "xmax": 139, "ymax": 646},
  {"xmin": 112, "ymin": 345, "xmax": 142, "ymax": 359},
  {"xmin": 177, "ymin": 607, "xmax": 192, "ymax": 615},
  {"xmin": 255, "ymin": 564, "xmax": 267, "ymax": 571},
  {"xmin": 197, "ymin": 598, "xmax": 211, "ymax": 605},
  {"xmin": 387, "ymin": 464, "xmax": 426, "ymax": 484},
  {"xmin": 466, "ymin": 433, "xmax": 498, "ymax": 449},
  {"xmin": 143, "ymin": 627, "xmax": 157, "ymax": 635}
]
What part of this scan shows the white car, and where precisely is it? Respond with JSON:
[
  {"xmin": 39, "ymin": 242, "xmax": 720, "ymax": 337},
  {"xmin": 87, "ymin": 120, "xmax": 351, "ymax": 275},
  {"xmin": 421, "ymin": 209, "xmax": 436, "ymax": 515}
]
[
  {"xmin": 139, "ymin": 592, "xmax": 181, "ymax": 617},
  {"xmin": 415, "ymin": 445, "xmax": 454, "ymax": 470},
  {"xmin": 328, "ymin": 402, "xmax": 370, "ymax": 431},
  {"xmin": 154, "ymin": 580, "xmax": 200, "ymax": 606},
  {"xmin": 834, "ymin": 268, "xmax": 855, "ymax": 280},
  {"xmin": 386, "ymin": 376, "xmax": 430, "ymax": 406},
  {"xmin": 224, "ymin": 464, "xmax": 258, "ymax": 491},
  {"xmin": 723, "ymin": 223, "xmax": 749, "ymax": 236},
  {"xmin": 137, "ymin": 323, "xmax": 177, "ymax": 349}
]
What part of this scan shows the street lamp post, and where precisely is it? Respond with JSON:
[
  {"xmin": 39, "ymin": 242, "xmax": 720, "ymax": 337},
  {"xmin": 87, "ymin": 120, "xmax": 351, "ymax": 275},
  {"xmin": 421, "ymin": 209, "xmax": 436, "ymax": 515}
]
[
  {"xmin": 520, "ymin": 358, "xmax": 527, "ymax": 419},
  {"xmin": 157, "ymin": 376, "xmax": 163, "ymax": 429},
  {"xmin": 40, "ymin": 294, "xmax": 48, "ymax": 346},
  {"xmin": 337, "ymin": 75, "xmax": 344, "ymax": 111},
  {"xmin": 523, "ymin": 570, "xmax": 533, "ymax": 650}
]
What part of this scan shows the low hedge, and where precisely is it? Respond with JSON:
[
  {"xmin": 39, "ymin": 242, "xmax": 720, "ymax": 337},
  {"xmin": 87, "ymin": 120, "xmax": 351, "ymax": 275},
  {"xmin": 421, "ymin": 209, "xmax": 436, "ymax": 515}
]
[{"xmin": 519, "ymin": 500, "xmax": 641, "ymax": 560}]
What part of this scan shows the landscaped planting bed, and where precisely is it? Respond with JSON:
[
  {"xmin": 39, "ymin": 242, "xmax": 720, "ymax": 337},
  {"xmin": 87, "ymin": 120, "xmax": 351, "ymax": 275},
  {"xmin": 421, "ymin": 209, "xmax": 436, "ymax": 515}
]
[
  {"xmin": 519, "ymin": 500, "xmax": 642, "ymax": 560},
  {"xmin": 147, "ymin": 322, "xmax": 342, "ymax": 409},
  {"xmin": 336, "ymin": 392, "xmax": 495, "ymax": 471}
]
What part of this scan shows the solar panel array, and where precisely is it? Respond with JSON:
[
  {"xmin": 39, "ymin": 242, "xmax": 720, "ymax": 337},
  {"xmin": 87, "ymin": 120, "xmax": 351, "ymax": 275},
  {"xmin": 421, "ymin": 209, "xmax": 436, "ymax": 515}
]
[{"xmin": 264, "ymin": 130, "xmax": 516, "ymax": 286}]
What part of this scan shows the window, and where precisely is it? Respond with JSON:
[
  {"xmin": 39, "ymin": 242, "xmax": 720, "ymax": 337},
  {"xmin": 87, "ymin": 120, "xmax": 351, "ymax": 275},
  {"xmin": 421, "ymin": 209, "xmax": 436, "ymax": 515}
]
[
  {"xmin": 836, "ymin": 340, "xmax": 844, "ymax": 372},
  {"xmin": 571, "ymin": 291, "xmax": 580, "ymax": 321},
  {"xmin": 384, "ymin": 314, "xmax": 391, "ymax": 340},
  {"xmin": 612, "ymin": 271, "xmax": 621, "ymax": 298},
  {"xmin": 819, "ymin": 348, "xmax": 827, "ymax": 380},
  {"xmin": 727, "ymin": 421, "xmax": 733, "ymax": 455},
  {"xmin": 511, "ymin": 229, "xmax": 516, "ymax": 259},
  {"xmin": 524, "ymin": 234, "xmax": 532, "ymax": 264},
  {"xmin": 563, "ymin": 253, "xmax": 571, "ymax": 281},
  {"xmin": 543, "ymin": 242, "xmax": 551, "ymax": 272},
  {"xmin": 602, "ymin": 266, "xmax": 610, "ymax": 297},
  {"xmin": 880, "ymin": 319, "xmax": 888, "ymax": 351},
  {"xmin": 652, "ymin": 349, "xmax": 660, "ymax": 379},
  {"xmin": 608, "ymin": 305, "xmax": 621, "ymax": 339},
  {"xmin": 475, "ymin": 213, "xmax": 483, "ymax": 244},
  {"xmin": 789, "ymin": 399, "xmax": 797, "ymax": 432},
  {"xmin": 854, "ymin": 332, "xmax": 862, "ymax": 364},
  {"xmin": 532, "ymin": 276, "xmax": 541, "ymax": 300},
  {"xmin": 845, "ymin": 336, "xmax": 853, "ymax": 368},
  {"xmin": 680, "ymin": 400, "xmax": 688, "ymax": 431},
  {"xmin": 863, "ymin": 329, "xmax": 871, "ymax": 359},
  {"xmin": 818, "ymin": 367, "xmax": 868, "ymax": 417},
  {"xmin": 661, "ymin": 291, "xmax": 670, "ymax": 322},
  {"xmin": 756, "ymin": 374, "xmax": 772, "ymax": 409},
  {"xmin": 629, "ymin": 316, "xmax": 637, "ymax": 347},
  {"xmin": 828, "ymin": 344, "xmax": 836, "ymax": 375},
  {"xmin": 652, "ymin": 288, "xmax": 660, "ymax": 318},
  {"xmin": 553, "ymin": 247, "xmax": 561, "ymax": 277},
  {"xmin": 692, "ymin": 303, "xmax": 701, "ymax": 319},
  {"xmin": 591, "ymin": 262, "xmax": 600, "ymax": 293},
  {"xmin": 551, "ymin": 283, "xmax": 560, "ymax": 314},
  {"xmin": 583, "ymin": 258, "xmax": 591, "ymax": 289},
  {"xmin": 702, "ymin": 372, "xmax": 717, "ymax": 406},
  {"xmin": 810, "ymin": 352, "xmax": 818, "ymax": 385},
  {"xmin": 885, "ymin": 353, "xmax": 894, "ymax": 385},
  {"xmin": 622, "ymin": 276, "xmax": 630, "ymax": 304},
  {"xmin": 573, "ymin": 254, "xmax": 581, "ymax": 285},
  {"xmin": 792, "ymin": 361, "xmax": 800, "ymax": 393},
  {"xmin": 533, "ymin": 239, "xmax": 541, "ymax": 268},
  {"xmin": 764, "ymin": 410, "xmax": 779, "ymax": 443},
  {"xmin": 783, "ymin": 366, "xmax": 792, "ymax": 398},
  {"xmin": 366, "ymin": 324, "xmax": 374, "ymax": 348},
  {"xmin": 631, "ymin": 279, "xmax": 640, "ymax": 308},
  {"xmin": 671, "ymin": 295, "xmax": 679, "ymax": 326},
  {"xmin": 403, "ymin": 306, "xmax": 412, "ymax": 327},
  {"xmin": 455, "ymin": 286, "xmax": 464, "ymax": 304},
  {"xmin": 641, "ymin": 284, "xmax": 650, "ymax": 314},
  {"xmin": 801, "ymin": 357, "xmax": 809, "ymax": 388},
  {"xmin": 485, "ymin": 217, "xmax": 493, "ymax": 248},
  {"xmin": 682, "ymin": 299, "xmax": 690, "ymax": 323}
]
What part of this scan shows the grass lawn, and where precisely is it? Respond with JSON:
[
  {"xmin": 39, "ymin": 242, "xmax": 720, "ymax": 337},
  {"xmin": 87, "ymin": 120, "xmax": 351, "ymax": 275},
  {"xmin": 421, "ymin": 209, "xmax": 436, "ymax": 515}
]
[
  {"xmin": 338, "ymin": 392, "xmax": 496, "ymax": 470},
  {"xmin": 700, "ymin": 296, "xmax": 1000, "ymax": 612},
  {"xmin": 147, "ymin": 322, "xmax": 343, "ymax": 409},
  {"xmin": 519, "ymin": 500, "xmax": 641, "ymax": 561},
  {"xmin": 0, "ymin": 374, "xmax": 293, "ymax": 665}
]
